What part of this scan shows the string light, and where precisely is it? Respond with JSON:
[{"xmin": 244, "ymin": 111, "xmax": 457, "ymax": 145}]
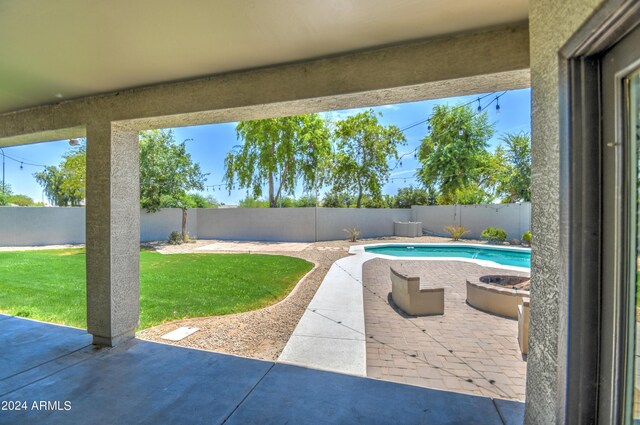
[
  {"xmin": 393, "ymin": 90, "xmax": 509, "ymax": 169},
  {"xmin": 477, "ymin": 98, "xmax": 481, "ymax": 112},
  {"xmin": 19, "ymin": 162, "xmax": 23, "ymax": 170},
  {"xmin": 1, "ymin": 152, "xmax": 46, "ymax": 168}
]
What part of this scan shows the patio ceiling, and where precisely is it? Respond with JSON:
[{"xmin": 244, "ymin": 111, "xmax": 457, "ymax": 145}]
[{"xmin": 0, "ymin": 0, "xmax": 527, "ymax": 114}]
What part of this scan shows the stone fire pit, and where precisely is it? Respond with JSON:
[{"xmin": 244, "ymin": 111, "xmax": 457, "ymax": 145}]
[{"xmin": 466, "ymin": 275, "xmax": 530, "ymax": 319}]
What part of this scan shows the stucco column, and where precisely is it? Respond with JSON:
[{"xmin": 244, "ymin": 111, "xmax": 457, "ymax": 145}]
[{"xmin": 85, "ymin": 122, "xmax": 140, "ymax": 346}]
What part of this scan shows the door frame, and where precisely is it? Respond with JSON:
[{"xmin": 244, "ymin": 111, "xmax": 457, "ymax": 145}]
[{"xmin": 561, "ymin": 2, "xmax": 640, "ymax": 423}]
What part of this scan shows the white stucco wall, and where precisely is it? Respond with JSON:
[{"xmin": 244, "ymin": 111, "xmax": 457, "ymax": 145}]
[
  {"xmin": 413, "ymin": 202, "xmax": 531, "ymax": 239},
  {"xmin": 196, "ymin": 208, "xmax": 316, "ymax": 242},
  {"xmin": 0, "ymin": 204, "xmax": 530, "ymax": 246},
  {"xmin": 139, "ymin": 208, "xmax": 198, "ymax": 242},
  {"xmin": 0, "ymin": 207, "xmax": 199, "ymax": 246},
  {"xmin": 315, "ymin": 208, "xmax": 412, "ymax": 241},
  {"xmin": 0, "ymin": 207, "xmax": 86, "ymax": 246}
]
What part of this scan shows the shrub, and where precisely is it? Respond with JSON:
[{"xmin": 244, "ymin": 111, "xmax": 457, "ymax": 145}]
[
  {"xmin": 480, "ymin": 227, "xmax": 508, "ymax": 243},
  {"xmin": 444, "ymin": 225, "xmax": 469, "ymax": 241},
  {"xmin": 344, "ymin": 227, "xmax": 361, "ymax": 242},
  {"xmin": 168, "ymin": 231, "xmax": 183, "ymax": 245},
  {"xmin": 522, "ymin": 230, "xmax": 532, "ymax": 245}
]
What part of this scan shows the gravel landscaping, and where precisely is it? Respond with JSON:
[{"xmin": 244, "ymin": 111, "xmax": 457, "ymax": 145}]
[{"xmin": 137, "ymin": 235, "xmax": 486, "ymax": 361}]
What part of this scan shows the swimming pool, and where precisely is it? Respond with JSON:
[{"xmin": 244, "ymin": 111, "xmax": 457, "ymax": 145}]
[{"xmin": 364, "ymin": 244, "xmax": 531, "ymax": 268}]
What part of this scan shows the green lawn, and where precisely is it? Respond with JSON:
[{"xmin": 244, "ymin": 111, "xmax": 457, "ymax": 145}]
[{"xmin": 0, "ymin": 249, "xmax": 312, "ymax": 329}]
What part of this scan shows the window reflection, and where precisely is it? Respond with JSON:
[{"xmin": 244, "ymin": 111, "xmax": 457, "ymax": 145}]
[{"xmin": 632, "ymin": 70, "xmax": 640, "ymax": 421}]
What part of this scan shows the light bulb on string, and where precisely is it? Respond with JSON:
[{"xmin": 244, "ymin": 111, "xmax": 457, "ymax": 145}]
[
  {"xmin": 427, "ymin": 124, "xmax": 431, "ymax": 132},
  {"xmin": 458, "ymin": 127, "xmax": 464, "ymax": 136},
  {"xmin": 477, "ymin": 98, "xmax": 481, "ymax": 112},
  {"xmin": 20, "ymin": 162, "xmax": 23, "ymax": 170},
  {"xmin": 495, "ymin": 97, "xmax": 501, "ymax": 115}
]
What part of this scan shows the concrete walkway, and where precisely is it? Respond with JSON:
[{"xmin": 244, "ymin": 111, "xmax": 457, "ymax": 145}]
[
  {"xmin": 196, "ymin": 241, "xmax": 311, "ymax": 252},
  {"xmin": 0, "ymin": 315, "xmax": 523, "ymax": 424},
  {"xmin": 278, "ymin": 253, "xmax": 375, "ymax": 375}
]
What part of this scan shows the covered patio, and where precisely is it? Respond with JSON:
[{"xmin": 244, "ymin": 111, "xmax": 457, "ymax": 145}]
[
  {"xmin": 0, "ymin": 314, "xmax": 522, "ymax": 424},
  {"xmin": 0, "ymin": 0, "xmax": 631, "ymax": 423}
]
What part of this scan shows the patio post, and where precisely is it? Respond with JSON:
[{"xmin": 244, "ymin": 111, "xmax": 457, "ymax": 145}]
[{"xmin": 85, "ymin": 122, "xmax": 140, "ymax": 346}]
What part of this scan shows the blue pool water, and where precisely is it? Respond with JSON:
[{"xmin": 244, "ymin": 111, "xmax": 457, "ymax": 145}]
[{"xmin": 364, "ymin": 244, "xmax": 531, "ymax": 268}]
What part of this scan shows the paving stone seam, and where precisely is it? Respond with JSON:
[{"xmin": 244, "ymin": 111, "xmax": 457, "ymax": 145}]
[
  {"xmin": 281, "ymin": 251, "xmax": 516, "ymax": 399},
  {"xmin": 334, "ymin": 257, "xmax": 517, "ymax": 400}
]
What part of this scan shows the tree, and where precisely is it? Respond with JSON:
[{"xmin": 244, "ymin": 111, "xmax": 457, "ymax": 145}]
[
  {"xmin": 295, "ymin": 194, "xmax": 318, "ymax": 207},
  {"xmin": 189, "ymin": 193, "xmax": 219, "ymax": 208},
  {"xmin": 0, "ymin": 182, "xmax": 12, "ymax": 206},
  {"xmin": 140, "ymin": 130, "xmax": 207, "ymax": 242},
  {"xmin": 238, "ymin": 195, "xmax": 268, "ymax": 208},
  {"xmin": 35, "ymin": 166, "xmax": 65, "ymax": 206},
  {"xmin": 361, "ymin": 194, "xmax": 394, "ymax": 209},
  {"xmin": 393, "ymin": 186, "xmax": 435, "ymax": 208},
  {"xmin": 496, "ymin": 132, "xmax": 531, "ymax": 203},
  {"xmin": 224, "ymin": 114, "xmax": 332, "ymax": 208},
  {"xmin": 416, "ymin": 105, "xmax": 495, "ymax": 205},
  {"xmin": 8, "ymin": 194, "xmax": 35, "ymax": 206},
  {"xmin": 331, "ymin": 109, "xmax": 406, "ymax": 208},
  {"xmin": 322, "ymin": 190, "xmax": 354, "ymax": 208},
  {"xmin": 34, "ymin": 147, "xmax": 86, "ymax": 206},
  {"xmin": 59, "ymin": 147, "xmax": 86, "ymax": 203}
]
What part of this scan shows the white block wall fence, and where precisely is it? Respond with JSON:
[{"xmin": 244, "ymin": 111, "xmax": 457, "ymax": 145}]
[
  {"xmin": 0, "ymin": 203, "xmax": 530, "ymax": 246},
  {"xmin": 412, "ymin": 202, "xmax": 531, "ymax": 239}
]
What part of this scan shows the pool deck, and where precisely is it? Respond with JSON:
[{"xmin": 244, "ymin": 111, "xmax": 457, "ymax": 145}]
[
  {"xmin": 363, "ymin": 258, "xmax": 529, "ymax": 400},
  {"xmin": 0, "ymin": 314, "xmax": 523, "ymax": 424},
  {"xmin": 280, "ymin": 244, "xmax": 529, "ymax": 401}
]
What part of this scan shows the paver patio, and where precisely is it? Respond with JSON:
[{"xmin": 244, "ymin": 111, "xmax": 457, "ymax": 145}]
[{"xmin": 363, "ymin": 258, "xmax": 529, "ymax": 401}]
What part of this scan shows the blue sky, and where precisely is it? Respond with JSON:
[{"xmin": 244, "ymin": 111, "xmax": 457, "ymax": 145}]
[{"xmin": 2, "ymin": 88, "xmax": 530, "ymax": 205}]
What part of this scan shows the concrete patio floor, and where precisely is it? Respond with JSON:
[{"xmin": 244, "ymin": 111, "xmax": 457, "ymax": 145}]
[{"xmin": 0, "ymin": 314, "xmax": 523, "ymax": 424}]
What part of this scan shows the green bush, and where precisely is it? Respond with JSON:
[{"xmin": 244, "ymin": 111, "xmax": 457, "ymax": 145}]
[
  {"xmin": 444, "ymin": 225, "xmax": 469, "ymax": 241},
  {"xmin": 522, "ymin": 230, "xmax": 532, "ymax": 245},
  {"xmin": 481, "ymin": 227, "xmax": 508, "ymax": 243},
  {"xmin": 8, "ymin": 194, "xmax": 35, "ymax": 206},
  {"xmin": 168, "ymin": 231, "xmax": 183, "ymax": 245}
]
